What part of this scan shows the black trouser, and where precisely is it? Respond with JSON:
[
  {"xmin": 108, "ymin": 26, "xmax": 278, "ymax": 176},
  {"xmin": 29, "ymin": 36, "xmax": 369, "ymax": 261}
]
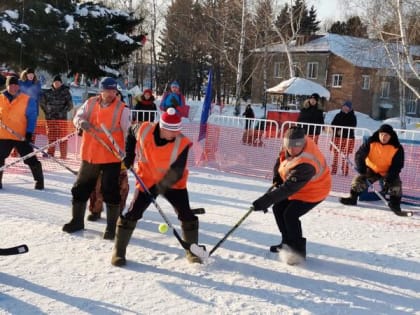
[
  {"xmin": 124, "ymin": 187, "xmax": 197, "ymax": 222},
  {"xmin": 0, "ymin": 139, "xmax": 40, "ymax": 167},
  {"xmin": 272, "ymin": 199, "xmax": 321, "ymax": 249},
  {"xmin": 71, "ymin": 160, "xmax": 121, "ymax": 204}
]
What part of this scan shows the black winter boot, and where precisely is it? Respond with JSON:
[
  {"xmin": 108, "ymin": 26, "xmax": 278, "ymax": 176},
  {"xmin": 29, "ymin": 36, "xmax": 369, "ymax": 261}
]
[
  {"xmin": 30, "ymin": 163, "xmax": 44, "ymax": 190},
  {"xmin": 87, "ymin": 212, "xmax": 101, "ymax": 221},
  {"xmin": 285, "ymin": 238, "xmax": 306, "ymax": 265},
  {"xmin": 339, "ymin": 190, "xmax": 358, "ymax": 205},
  {"xmin": 388, "ymin": 196, "xmax": 402, "ymax": 212},
  {"xmin": 111, "ymin": 217, "xmax": 136, "ymax": 267},
  {"xmin": 62, "ymin": 202, "xmax": 86, "ymax": 233},
  {"xmin": 269, "ymin": 243, "xmax": 283, "ymax": 253},
  {"xmin": 103, "ymin": 203, "xmax": 120, "ymax": 240},
  {"xmin": 181, "ymin": 218, "xmax": 202, "ymax": 264}
]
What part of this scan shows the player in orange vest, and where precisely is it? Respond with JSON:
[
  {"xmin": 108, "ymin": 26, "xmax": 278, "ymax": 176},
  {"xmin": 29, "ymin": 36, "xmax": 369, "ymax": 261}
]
[
  {"xmin": 0, "ymin": 75, "xmax": 44, "ymax": 190},
  {"xmin": 62, "ymin": 77, "xmax": 130, "ymax": 240},
  {"xmin": 252, "ymin": 126, "xmax": 331, "ymax": 265},
  {"xmin": 339, "ymin": 124, "xmax": 404, "ymax": 212},
  {"xmin": 111, "ymin": 108, "xmax": 202, "ymax": 267}
]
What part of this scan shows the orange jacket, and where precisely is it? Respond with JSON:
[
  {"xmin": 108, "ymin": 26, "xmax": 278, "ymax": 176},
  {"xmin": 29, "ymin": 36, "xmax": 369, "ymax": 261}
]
[
  {"xmin": 279, "ymin": 137, "xmax": 331, "ymax": 202},
  {"xmin": 135, "ymin": 122, "xmax": 191, "ymax": 190},
  {"xmin": 80, "ymin": 97, "xmax": 125, "ymax": 163},
  {"xmin": 365, "ymin": 142, "xmax": 398, "ymax": 176},
  {"xmin": 0, "ymin": 93, "xmax": 30, "ymax": 140}
]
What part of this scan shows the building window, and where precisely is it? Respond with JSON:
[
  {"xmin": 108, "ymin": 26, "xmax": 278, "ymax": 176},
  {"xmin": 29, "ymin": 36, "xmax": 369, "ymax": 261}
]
[
  {"xmin": 380, "ymin": 81, "xmax": 390, "ymax": 98},
  {"xmin": 406, "ymin": 90, "xmax": 417, "ymax": 115},
  {"xmin": 332, "ymin": 74, "xmax": 343, "ymax": 88},
  {"xmin": 292, "ymin": 62, "xmax": 301, "ymax": 77},
  {"xmin": 307, "ymin": 62, "xmax": 318, "ymax": 79},
  {"xmin": 274, "ymin": 62, "xmax": 283, "ymax": 78},
  {"xmin": 362, "ymin": 75, "xmax": 370, "ymax": 90}
]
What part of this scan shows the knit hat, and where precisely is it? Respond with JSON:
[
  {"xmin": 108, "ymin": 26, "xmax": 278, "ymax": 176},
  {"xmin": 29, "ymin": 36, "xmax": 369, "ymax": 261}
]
[
  {"xmin": 378, "ymin": 124, "xmax": 394, "ymax": 135},
  {"xmin": 343, "ymin": 100, "xmax": 352, "ymax": 109},
  {"xmin": 283, "ymin": 126, "xmax": 306, "ymax": 149},
  {"xmin": 170, "ymin": 81, "xmax": 180, "ymax": 88},
  {"xmin": 25, "ymin": 68, "xmax": 35, "ymax": 74},
  {"xmin": 100, "ymin": 77, "xmax": 118, "ymax": 90},
  {"xmin": 143, "ymin": 89, "xmax": 153, "ymax": 95},
  {"xmin": 159, "ymin": 107, "xmax": 182, "ymax": 131},
  {"xmin": 310, "ymin": 93, "xmax": 320, "ymax": 101},
  {"xmin": 53, "ymin": 75, "xmax": 62, "ymax": 83},
  {"xmin": 6, "ymin": 75, "xmax": 19, "ymax": 86}
]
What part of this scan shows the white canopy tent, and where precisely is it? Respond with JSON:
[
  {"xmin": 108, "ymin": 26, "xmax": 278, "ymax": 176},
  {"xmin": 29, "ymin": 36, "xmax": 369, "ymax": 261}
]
[{"xmin": 267, "ymin": 77, "xmax": 330, "ymax": 100}]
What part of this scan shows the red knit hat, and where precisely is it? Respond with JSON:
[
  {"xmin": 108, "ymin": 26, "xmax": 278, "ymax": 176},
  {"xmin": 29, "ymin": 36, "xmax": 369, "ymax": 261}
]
[{"xmin": 160, "ymin": 107, "xmax": 182, "ymax": 131}]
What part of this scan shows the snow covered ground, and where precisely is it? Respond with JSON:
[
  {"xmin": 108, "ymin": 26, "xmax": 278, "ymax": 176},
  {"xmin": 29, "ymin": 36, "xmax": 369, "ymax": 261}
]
[{"xmin": 1, "ymin": 166, "xmax": 420, "ymax": 314}]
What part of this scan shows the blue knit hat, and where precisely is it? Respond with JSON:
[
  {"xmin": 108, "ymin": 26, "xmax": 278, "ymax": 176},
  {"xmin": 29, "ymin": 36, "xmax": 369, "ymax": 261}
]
[
  {"xmin": 101, "ymin": 77, "xmax": 118, "ymax": 90},
  {"xmin": 343, "ymin": 101, "xmax": 352, "ymax": 109},
  {"xmin": 170, "ymin": 81, "xmax": 180, "ymax": 88}
]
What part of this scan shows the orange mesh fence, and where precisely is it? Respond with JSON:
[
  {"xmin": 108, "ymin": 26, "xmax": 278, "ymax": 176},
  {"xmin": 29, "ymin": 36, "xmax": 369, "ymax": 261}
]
[{"xmin": 4, "ymin": 117, "xmax": 420, "ymax": 205}]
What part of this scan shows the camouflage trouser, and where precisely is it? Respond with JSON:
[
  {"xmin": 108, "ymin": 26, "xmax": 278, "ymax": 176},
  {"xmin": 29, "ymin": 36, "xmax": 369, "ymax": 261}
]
[
  {"xmin": 350, "ymin": 169, "xmax": 402, "ymax": 197},
  {"xmin": 89, "ymin": 170, "xmax": 129, "ymax": 213}
]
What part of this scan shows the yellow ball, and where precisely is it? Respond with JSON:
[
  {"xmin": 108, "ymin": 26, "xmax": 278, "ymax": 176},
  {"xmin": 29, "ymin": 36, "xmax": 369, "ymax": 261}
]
[{"xmin": 158, "ymin": 223, "xmax": 169, "ymax": 234}]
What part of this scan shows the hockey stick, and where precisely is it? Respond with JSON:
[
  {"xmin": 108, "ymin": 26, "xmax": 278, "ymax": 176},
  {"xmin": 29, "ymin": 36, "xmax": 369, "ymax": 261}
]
[
  {"xmin": 0, "ymin": 131, "xmax": 77, "ymax": 172},
  {"xmin": 0, "ymin": 120, "xmax": 77, "ymax": 175},
  {"xmin": 96, "ymin": 124, "xmax": 208, "ymax": 259},
  {"xmin": 330, "ymin": 140, "xmax": 413, "ymax": 217},
  {"xmin": 209, "ymin": 183, "xmax": 277, "ymax": 257},
  {"xmin": 0, "ymin": 244, "xmax": 29, "ymax": 256}
]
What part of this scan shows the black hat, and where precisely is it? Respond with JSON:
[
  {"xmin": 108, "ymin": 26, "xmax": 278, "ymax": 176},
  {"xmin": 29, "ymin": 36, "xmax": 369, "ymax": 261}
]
[
  {"xmin": 378, "ymin": 124, "xmax": 394, "ymax": 135},
  {"xmin": 6, "ymin": 75, "xmax": 19, "ymax": 86},
  {"xmin": 25, "ymin": 68, "xmax": 35, "ymax": 74},
  {"xmin": 310, "ymin": 93, "xmax": 320, "ymax": 101},
  {"xmin": 53, "ymin": 75, "xmax": 62, "ymax": 82},
  {"xmin": 283, "ymin": 126, "xmax": 306, "ymax": 149}
]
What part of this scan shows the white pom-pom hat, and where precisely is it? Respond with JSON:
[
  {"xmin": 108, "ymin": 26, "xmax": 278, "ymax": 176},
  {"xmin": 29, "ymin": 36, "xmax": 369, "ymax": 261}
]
[{"xmin": 159, "ymin": 107, "xmax": 182, "ymax": 131}]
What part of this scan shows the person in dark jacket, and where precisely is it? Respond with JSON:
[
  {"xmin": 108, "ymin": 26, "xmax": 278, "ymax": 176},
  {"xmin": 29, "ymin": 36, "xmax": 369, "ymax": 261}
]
[
  {"xmin": 297, "ymin": 93, "xmax": 324, "ymax": 144},
  {"xmin": 39, "ymin": 75, "xmax": 73, "ymax": 159},
  {"xmin": 133, "ymin": 89, "xmax": 157, "ymax": 122},
  {"xmin": 330, "ymin": 101, "xmax": 357, "ymax": 175},
  {"xmin": 242, "ymin": 104, "xmax": 255, "ymax": 130},
  {"xmin": 339, "ymin": 124, "xmax": 404, "ymax": 212}
]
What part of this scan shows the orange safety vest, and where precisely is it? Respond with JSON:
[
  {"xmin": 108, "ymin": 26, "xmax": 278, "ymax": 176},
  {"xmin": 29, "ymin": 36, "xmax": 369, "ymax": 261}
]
[
  {"xmin": 279, "ymin": 136, "xmax": 331, "ymax": 203},
  {"xmin": 365, "ymin": 142, "xmax": 398, "ymax": 176},
  {"xmin": 135, "ymin": 122, "xmax": 192, "ymax": 190},
  {"xmin": 0, "ymin": 93, "xmax": 30, "ymax": 140},
  {"xmin": 80, "ymin": 96, "xmax": 125, "ymax": 163}
]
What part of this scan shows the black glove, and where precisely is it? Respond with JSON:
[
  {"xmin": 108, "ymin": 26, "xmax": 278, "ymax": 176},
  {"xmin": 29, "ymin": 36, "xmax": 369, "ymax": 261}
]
[
  {"xmin": 252, "ymin": 193, "xmax": 274, "ymax": 212},
  {"xmin": 273, "ymin": 173, "xmax": 281, "ymax": 187},
  {"xmin": 79, "ymin": 120, "xmax": 91, "ymax": 131},
  {"xmin": 123, "ymin": 154, "xmax": 134, "ymax": 169},
  {"xmin": 25, "ymin": 132, "xmax": 33, "ymax": 143}
]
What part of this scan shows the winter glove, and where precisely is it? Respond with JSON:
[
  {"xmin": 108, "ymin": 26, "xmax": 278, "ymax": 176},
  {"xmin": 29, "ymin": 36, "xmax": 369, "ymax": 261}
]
[
  {"xmin": 25, "ymin": 132, "xmax": 33, "ymax": 143},
  {"xmin": 252, "ymin": 193, "xmax": 274, "ymax": 213},
  {"xmin": 79, "ymin": 120, "xmax": 91, "ymax": 131},
  {"xmin": 123, "ymin": 154, "xmax": 134, "ymax": 169},
  {"xmin": 272, "ymin": 173, "xmax": 281, "ymax": 187}
]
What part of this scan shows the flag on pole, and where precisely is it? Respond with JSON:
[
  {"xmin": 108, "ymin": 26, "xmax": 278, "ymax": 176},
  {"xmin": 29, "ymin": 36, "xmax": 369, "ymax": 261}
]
[{"xmin": 198, "ymin": 69, "xmax": 213, "ymax": 142}]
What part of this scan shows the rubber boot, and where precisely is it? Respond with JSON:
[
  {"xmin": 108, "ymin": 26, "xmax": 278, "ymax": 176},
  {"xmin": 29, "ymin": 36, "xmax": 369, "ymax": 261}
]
[
  {"xmin": 29, "ymin": 162, "xmax": 44, "ymax": 190},
  {"xmin": 388, "ymin": 196, "xmax": 402, "ymax": 212},
  {"xmin": 339, "ymin": 189, "xmax": 358, "ymax": 205},
  {"xmin": 285, "ymin": 238, "xmax": 306, "ymax": 266},
  {"xmin": 62, "ymin": 201, "xmax": 87, "ymax": 233},
  {"xmin": 0, "ymin": 171, "xmax": 3, "ymax": 189},
  {"xmin": 103, "ymin": 203, "xmax": 120, "ymax": 240},
  {"xmin": 181, "ymin": 218, "xmax": 202, "ymax": 264},
  {"xmin": 111, "ymin": 217, "xmax": 136, "ymax": 267}
]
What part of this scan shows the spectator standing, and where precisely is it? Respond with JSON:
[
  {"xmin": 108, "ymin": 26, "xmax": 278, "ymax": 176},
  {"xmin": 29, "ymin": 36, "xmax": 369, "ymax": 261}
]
[
  {"xmin": 159, "ymin": 81, "xmax": 188, "ymax": 117},
  {"xmin": 297, "ymin": 93, "xmax": 324, "ymax": 144},
  {"xmin": 19, "ymin": 68, "xmax": 42, "ymax": 116},
  {"xmin": 252, "ymin": 126, "xmax": 331, "ymax": 265},
  {"xmin": 111, "ymin": 108, "xmax": 202, "ymax": 266},
  {"xmin": 242, "ymin": 104, "xmax": 255, "ymax": 130},
  {"xmin": 330, "ymin": 101, "xmax": 357, "ymax": 175},
  {"xmin": 133, "ymin": 89, "xmax": 157, "ymax": 122},
  {"xmin": 62, "ymin": 77, "xmax": 130, "ymax": 240},
  {"xmin": 0, "ymin": 76, "xmax": 44, "ymax": 190},
  {"xmin": 339, "ymin": 124, "xmax": 404, "ymax": 213},
  {"xmin": 39, "ymin": 75, "xmax": 73, "ymax": 159}
]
